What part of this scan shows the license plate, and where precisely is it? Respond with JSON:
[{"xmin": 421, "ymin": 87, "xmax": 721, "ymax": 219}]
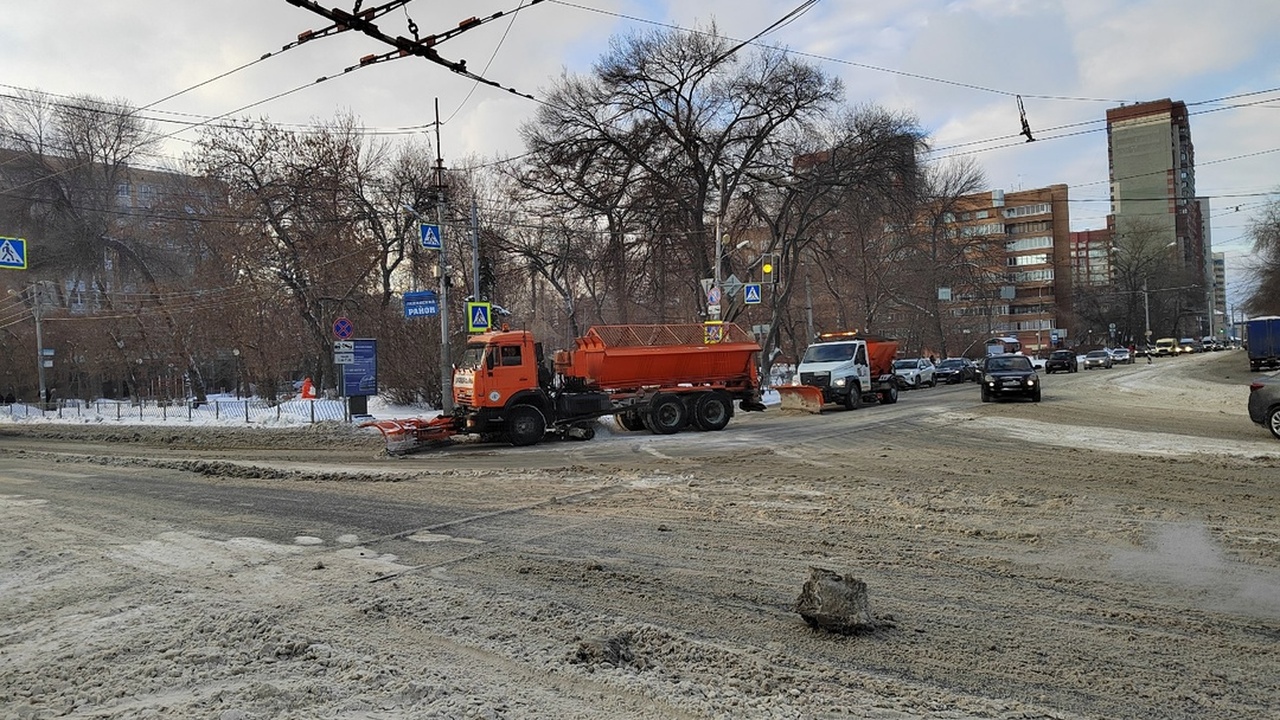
[{"xmin": 1003, "ymin": 379, "xmax": 1021, "ymax": 386}]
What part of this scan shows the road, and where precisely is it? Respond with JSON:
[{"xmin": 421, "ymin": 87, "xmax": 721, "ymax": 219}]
[{"xmin": 1, "ymin": 350, "xmax": 1277, "ymax": 719}]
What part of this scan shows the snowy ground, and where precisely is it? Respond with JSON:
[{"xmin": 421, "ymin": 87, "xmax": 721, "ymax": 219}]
[{"xmin": 1, "ymin": 350, "xmax": 1278, "ymax": 719}]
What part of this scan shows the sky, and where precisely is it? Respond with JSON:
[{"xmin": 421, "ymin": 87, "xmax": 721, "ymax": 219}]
[{"xmin": 2, "ymin": 0, "xmax": 1279, "ymax": 306}]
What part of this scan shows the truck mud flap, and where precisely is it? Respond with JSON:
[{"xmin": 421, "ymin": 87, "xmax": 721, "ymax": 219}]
[
  {"xmin": 776, "ymin": 384, "xmax": 826, "ymax": 414},
  {"xmin": 361, "ymin": 415, "xmax": 459, "ymax": 455}
]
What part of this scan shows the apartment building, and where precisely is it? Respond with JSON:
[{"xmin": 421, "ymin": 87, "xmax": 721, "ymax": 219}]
[
  {"xmin": 949, "ymin": 184, "xmax": 1072, "ymax": 354},
  {"xmin": 1070, "ymin": 228, "xmax": 1114, "ymax": 287},
  {"xmin": 1106, "ymin": 99, "xmax": 1211, "ymax": 335}
]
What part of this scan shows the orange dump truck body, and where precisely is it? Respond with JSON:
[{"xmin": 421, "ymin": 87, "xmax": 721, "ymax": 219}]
[
  {"xmin": 557, "ymin": 323, "xmax": 761, "ymax": 394},
  {"xmin": 864, "ymin": 337, "xmax": 899, "ymax": 378}
]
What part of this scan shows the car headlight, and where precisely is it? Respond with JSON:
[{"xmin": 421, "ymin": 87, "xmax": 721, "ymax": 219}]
[
  {"xmin": 834, "ymin": 377, "xmax": 846, "ymax": 387},
  {"xmin": 983, "ymin": 374, "xmax": 995, "ymax": 384},
  {"xmin": 1026, "ymin": 377, "xmax": 1036, "ymax": 386}
]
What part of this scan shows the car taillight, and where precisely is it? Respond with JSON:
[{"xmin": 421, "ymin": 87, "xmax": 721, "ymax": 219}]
[{"xmin": 1250, "ymin": 382, "xmax": 1265, "ymax": 393}]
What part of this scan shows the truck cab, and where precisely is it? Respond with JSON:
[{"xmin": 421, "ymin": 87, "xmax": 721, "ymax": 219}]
[
  {"xmin": 791, "ymin": 331, "xmax": 899, "ymax": 409},
  {"xmin": 795, "ymin": 339, "xmax": 871, "ymax": 409},
  {"xmin": 453, "ymin": 326, "xmax": 547, "ymax": 409}
]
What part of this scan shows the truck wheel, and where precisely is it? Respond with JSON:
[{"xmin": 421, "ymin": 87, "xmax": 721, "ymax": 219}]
[
  {"xmin": 505, "ymin": 405, "xmax": 546, "ymax": 446},
  {"xmin": 843, "ymin": 383, "xmax": 862, "ymax": 411},
  {"xmin": 647, "ymin": 394, "xmax": 686, "ymax": 435},
  {"xmin": 692, "ymin": 393, "xmax": 732, "ymax": 431},
  {"xmin": 616, "ymin": 411, "xmax": 645, "ymax": 432},
  {"xmin": 878, "ymin": 385, "xmax": 899, "ymax": 405},
  {"xmin": 1268, "ymin": 407, "xmax": 1280, "ymax": 440}
]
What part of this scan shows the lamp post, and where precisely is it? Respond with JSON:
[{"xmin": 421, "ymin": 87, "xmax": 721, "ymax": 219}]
[{"xmin": 1142, "ymin": 277, "xmax": 1151, "ymax": 347}]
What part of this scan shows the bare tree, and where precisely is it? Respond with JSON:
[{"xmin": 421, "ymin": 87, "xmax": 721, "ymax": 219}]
[
  {"xmin": 742, "ymin": 108, "xmax": 927, "ymax": 372},
  {"xmin": 1244, "ymin": 195, "xmax": 1280, "ymax": 316},
  {"xmin": 193, "ymin": 115, "xmax": 398, "ymax": 390},
  {"xmin": 519, "ymin": 24, "xmax": 844, "ymax": 326}
]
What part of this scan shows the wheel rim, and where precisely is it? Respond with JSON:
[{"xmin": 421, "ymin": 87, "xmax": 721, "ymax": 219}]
[
  {"xmin": 697, "ymin": 396, "xmax": 729, "ymax": 428},
  {"xmin": 1269, "ymin": 409, "xmax": 1280, "ymax": 438},
  {"xmin": 650, "ymin": 396, "xmax": 686, "ymax": 433}
]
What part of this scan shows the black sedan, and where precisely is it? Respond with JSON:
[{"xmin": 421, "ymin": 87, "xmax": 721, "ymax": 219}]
[
  {"xmin": 1044, "ymin": 350, "xmax": 1078, "ymax": 374},
  {"xmin": 980, "ymin": 354, "xmax": 1041, "ymax": 403},
  {"xmin": 934, "ymin": 357, "xmax": 979, "ymax": 384}
]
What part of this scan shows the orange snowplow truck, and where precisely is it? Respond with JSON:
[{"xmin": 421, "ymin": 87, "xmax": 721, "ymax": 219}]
[{"xmin": 366, "ymin": 323, "xmax": 766, "ymax": 453}]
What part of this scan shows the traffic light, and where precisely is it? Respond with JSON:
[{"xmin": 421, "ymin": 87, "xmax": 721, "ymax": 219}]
[{"xmin": 760, "ymin": 253, "xmax": 778, "ymax": 283}]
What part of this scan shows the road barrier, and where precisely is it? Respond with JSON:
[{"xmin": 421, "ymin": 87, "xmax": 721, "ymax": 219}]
[{"xmin": 0, "ymin": 397, "xmax": 350, "ymax": 425}]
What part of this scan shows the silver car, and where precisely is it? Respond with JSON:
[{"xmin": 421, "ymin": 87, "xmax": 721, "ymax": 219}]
[
  {"xmin": 1248, "ymin": 376, "xmax": 1280, "ymax": 439},
  {"xmin": 1082, "ymin": 350, "xmax": 1112, "ymax": 370}
]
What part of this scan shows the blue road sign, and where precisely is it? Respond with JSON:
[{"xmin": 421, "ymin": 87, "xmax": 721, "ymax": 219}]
[
  {"xmin": 466, "ymin": 302, "xmax": 492, "ymax": 333},
  {"xmin": 333, "ymin": 316, "xmax": 354, "ymax": 340},
  {"xmin": 0, "ymin": 237, "xmax": 28, "ymax": 270},
  {"xmin": 420, "ymin": 223, "xmax": 442, "ymax": 250},
  {"xmin": 340, "ymin": 338, "xmax": 378, "ymax": 397},
  {"xmin": 743, "ymin": 283, "xmax": 762, "ymax": 305},
  {"xmin": 403, "ymin": 290, "xmax": 439, "ymax": 318}
]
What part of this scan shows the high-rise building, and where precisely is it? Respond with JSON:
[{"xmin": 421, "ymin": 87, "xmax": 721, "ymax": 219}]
[
  {"xmin": 1210, "ymin": 251, "xmax": 1227, "ymax": 337},
  {"xmin": 1105, "ymin": 98, "xmax": 1210, "ymax": 335}
]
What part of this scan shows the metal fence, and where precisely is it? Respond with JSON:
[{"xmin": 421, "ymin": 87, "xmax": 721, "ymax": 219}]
[{"xmin": 0, "ymin": 397, "xmax": 351, "ymax": 425}]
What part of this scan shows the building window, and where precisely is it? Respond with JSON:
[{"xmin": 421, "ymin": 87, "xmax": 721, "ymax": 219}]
[
  {"xmin": 1007, "ymin": 253, "xmax": 1050, "ymax": 267},
  {"xmin": 1005, "ymin": 236, "xmax": 1053, "ymax": 252}
]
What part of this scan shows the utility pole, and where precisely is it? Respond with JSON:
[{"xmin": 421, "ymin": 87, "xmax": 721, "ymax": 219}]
[
  {"xmin": 804, "ymin": 270, "xmax": 814, "ymax": 341},
  {"xmin": 1142, "ymin": 277, "xmax": 1151, "ymax": 346},
  {"xmin": 470, "ymin": 196, "xmax": 481, "ymax": 301},
  {"xmin": 32, "ymin": 283, "xmax": 48, "ymax": 406},
  {"xmin": 434, "ymin": 99, "xmax": 453, "ymax": 413}
]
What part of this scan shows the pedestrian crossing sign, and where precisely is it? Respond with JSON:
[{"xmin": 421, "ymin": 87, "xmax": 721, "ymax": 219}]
[
  {"xmin": 420, "ymin": 223, "xmax": 442, "ymax": 250},
  {"xmin": 0, "ymin": 237, "xmax": 27, "ymax": 270},
  {"xmin": 743, "ymin": 283, "xmax": 762, "ymax": 304},
  {"xmin": 466, "ymin": 301, "xmax": 492, "ymax": 333}
]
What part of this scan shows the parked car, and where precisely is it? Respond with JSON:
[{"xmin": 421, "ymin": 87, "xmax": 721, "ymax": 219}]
[
  {"xmin": 892, "ymin": 357, "xmax": 936, "ymax": 388},
  {"xmin": 980, "ymin": 353, "xmax": 1041, "ymax": 402},
  {"xmin": 934, "ymin": 357, "xmax": 979, "ymax": 384},
  {"xmin": 1044, "ymin": 349, "xmax": 1078, "ymax": 374},
  {"xmin": 1248, "ymin": 376, "xmax": 1280, "ymax": 439},
  {"xmin": 1082, "ymin": 350, "xmax": 1113, "ymax": 370},
  {"xmin": 1110, "ymin": 347, "xmax": 1133, "ymax": 364}
]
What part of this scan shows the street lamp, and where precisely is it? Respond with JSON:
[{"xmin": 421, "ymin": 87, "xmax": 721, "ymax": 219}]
[{"xmin": 1142, "ymin": 277, "xmax": 1151, "ymax": 347}]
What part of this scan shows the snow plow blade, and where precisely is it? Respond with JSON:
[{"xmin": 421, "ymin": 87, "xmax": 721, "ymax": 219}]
[
  {"xmin": 361, "ymin": 415, "xmax": 459, "ymax": 455},
  {"xmin": 776, "ymin": 384, "xmax": 826, "ymax": 414}
]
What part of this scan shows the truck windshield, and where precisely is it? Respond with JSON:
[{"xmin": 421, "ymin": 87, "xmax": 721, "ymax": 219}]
[
  {"xmin": 458, "ymin": 344, "xmax": 487, "ymax": 370},
  {"xmin": 802, "ymin": 344, "xmax": 856, "ymax": 363}
]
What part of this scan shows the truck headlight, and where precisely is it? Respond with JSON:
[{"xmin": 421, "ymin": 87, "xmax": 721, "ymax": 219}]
[{"xmin": 834, "ymin": 377, "xmax": 846, "ymax": 387}]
